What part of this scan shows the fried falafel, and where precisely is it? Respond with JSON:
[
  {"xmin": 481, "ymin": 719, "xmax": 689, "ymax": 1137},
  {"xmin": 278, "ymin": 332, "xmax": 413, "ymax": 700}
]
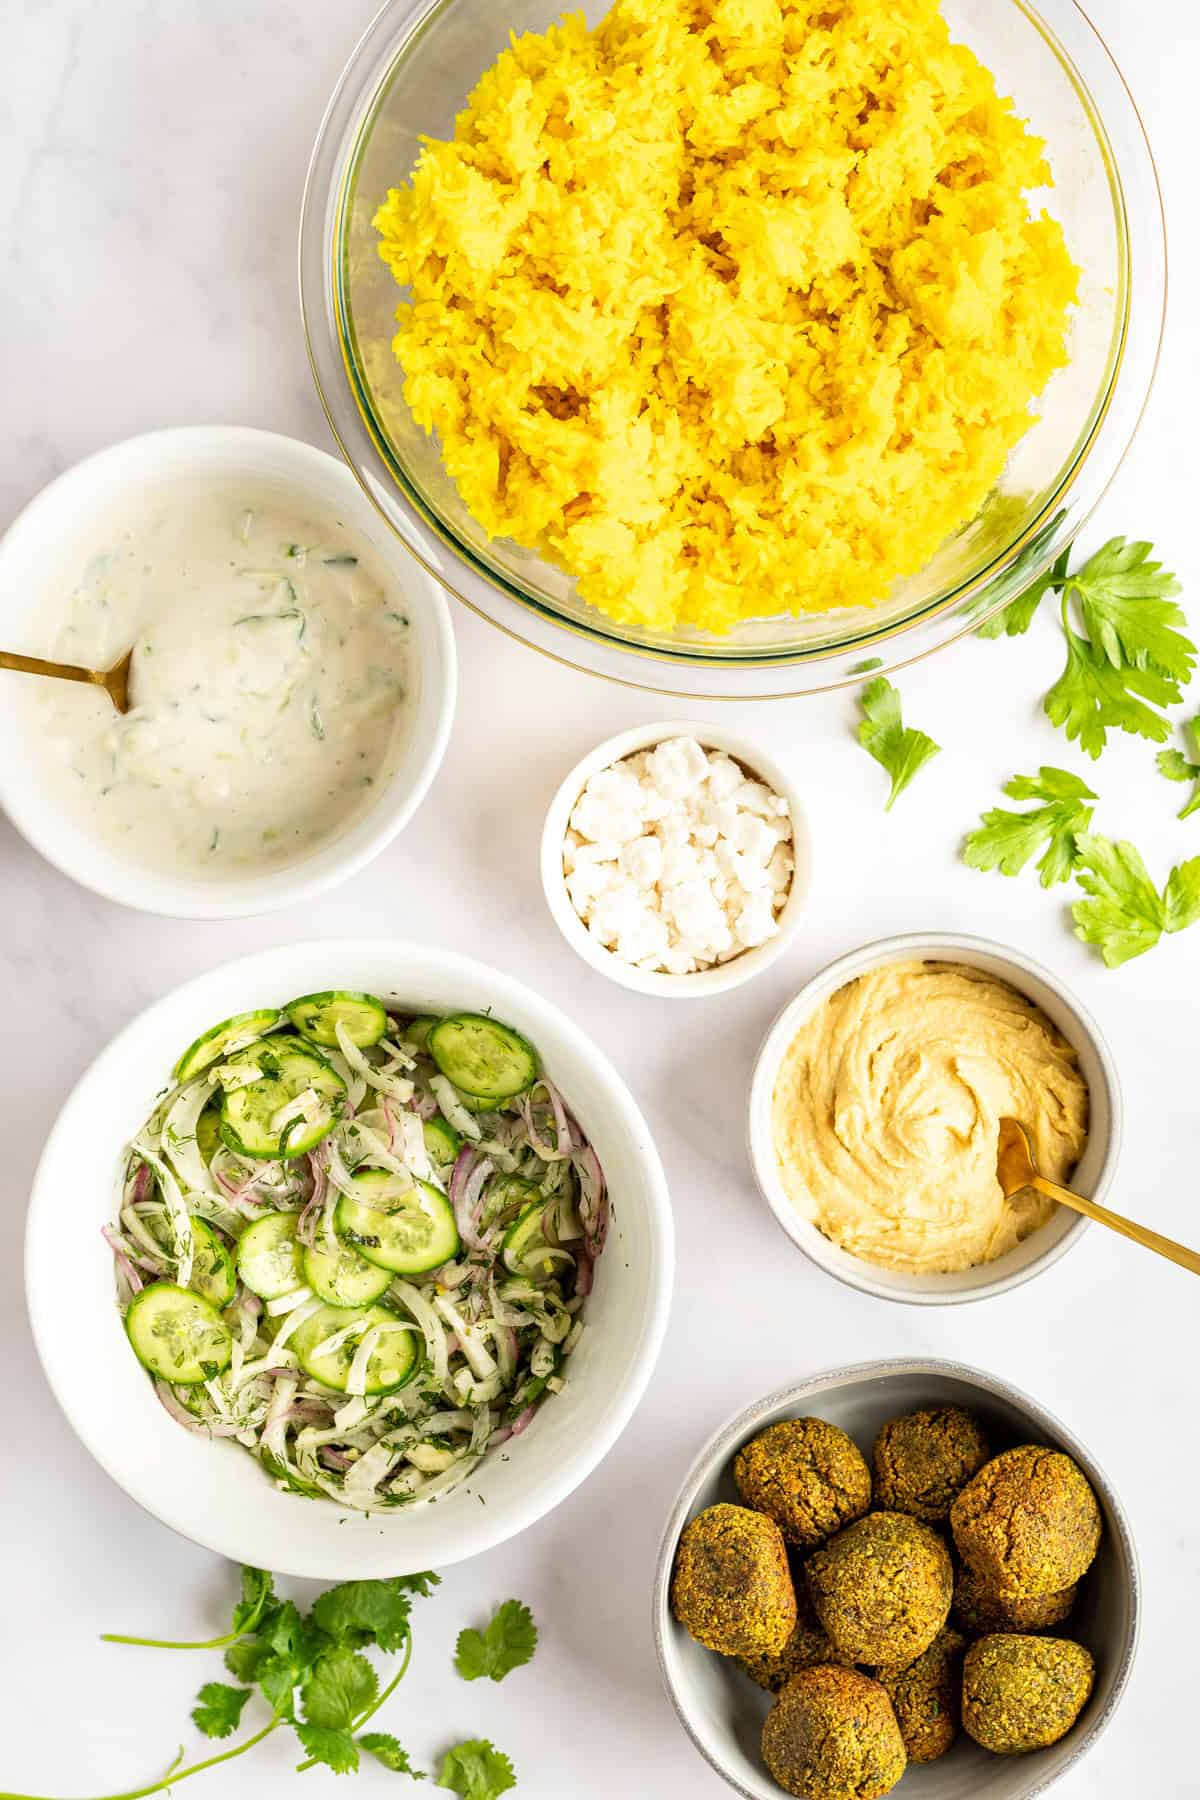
[{"xmin": 735, "ymin": 1418, "xmax": 872, "ymax": 1549}]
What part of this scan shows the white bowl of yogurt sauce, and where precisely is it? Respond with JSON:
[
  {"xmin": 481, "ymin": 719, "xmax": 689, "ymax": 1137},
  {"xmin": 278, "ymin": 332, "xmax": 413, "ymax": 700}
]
[{"xmin": 0, "ymin": 427, "xmax": 456, "ymax": 917}]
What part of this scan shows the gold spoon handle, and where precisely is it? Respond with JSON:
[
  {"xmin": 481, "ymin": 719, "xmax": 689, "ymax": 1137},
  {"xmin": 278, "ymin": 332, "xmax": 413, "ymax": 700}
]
[
  {"xmin": 1030, "ymin": 1173, "xmax": 1200, "ymax": 1277},
  {"xmin": 0, "ymin": 649, "xmax": 108, "ymax": 688}
]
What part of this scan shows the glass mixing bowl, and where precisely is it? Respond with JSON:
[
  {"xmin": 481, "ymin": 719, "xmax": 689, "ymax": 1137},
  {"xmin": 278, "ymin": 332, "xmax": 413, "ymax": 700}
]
[{"xmin": 300, "ymin": 0, "xmax": 1165, "ymax": 699}]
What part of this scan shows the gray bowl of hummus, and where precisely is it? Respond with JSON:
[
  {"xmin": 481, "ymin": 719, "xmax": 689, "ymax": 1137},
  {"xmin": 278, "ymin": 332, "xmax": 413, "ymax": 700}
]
[{"xmin": 747, "ymin": 933, "xmax": 1121, "ymax": 1307}]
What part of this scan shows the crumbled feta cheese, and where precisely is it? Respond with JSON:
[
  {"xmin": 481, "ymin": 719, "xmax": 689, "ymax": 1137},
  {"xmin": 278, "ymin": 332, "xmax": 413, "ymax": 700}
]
[{"xmin": 563, "ymin": 734, "xmax": 795, "ymax": 974}]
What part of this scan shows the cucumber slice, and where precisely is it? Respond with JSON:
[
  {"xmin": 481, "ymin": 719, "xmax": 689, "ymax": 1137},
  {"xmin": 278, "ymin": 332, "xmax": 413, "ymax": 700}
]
[
  {"xmin": 336, "ymin": 1172, "xmax": 460, "ymax": 1275},
  {"xmin": 302, "ymin": 1237, "xmax": 393, "ymax": 1308},
  {"xmin": 423, "ymin": 1116, "xmax": 462, "ymax": 1165},
  {"xmin": 485, "ymin": 1175, "xmax": 541, "ymax": 1229},
  {"xmin": 285, "ymin": 990, "xmax": 389, "ymax": 1049},
  {"xmin": 188, "ymin": 1219, "xmax": 236, "ymax": 1309},
  {"xmin": 502, "ymin": 1198, "xmax": 550, "ymax": 1273},
  {"xmin": 236, "ymin": 1212, "xmax": 303, "ymax": 1300},
  {"xmin": 126, "ymin": 1282, "xmax": 233, "ymax": 1385},
  {"xmin": 218, "ymin": 1039, "xmax": 345, "ymax": 1159},
  {"xmin": 404, "ymin": 1016, "xmax": 440, "ymax": 1051},
  {"xmin": 196, "ymin": 1106, "xmax": 223, "ymax": 1161},
  {"xmin": 292, "ymin": 1302, "xmax": 419, "ymax": 1394},
  {"xmin": 173, "ymin": 1010, "xmax": 283, "ymax": 1082},
  {"xmin": 428, "ymin": 1013, "xmax": 538, "ymax": 1102}
]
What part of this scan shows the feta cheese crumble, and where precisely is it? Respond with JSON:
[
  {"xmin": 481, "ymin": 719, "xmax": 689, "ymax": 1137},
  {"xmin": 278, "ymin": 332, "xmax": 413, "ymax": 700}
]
[{"xmin": 563, "ymin": 737, "xmax": 794, "ymax": 975}]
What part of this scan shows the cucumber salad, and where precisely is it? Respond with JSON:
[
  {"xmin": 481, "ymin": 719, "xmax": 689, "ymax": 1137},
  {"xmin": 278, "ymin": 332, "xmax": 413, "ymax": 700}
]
[{"xmin": 104, "ymin": 992, "xmax": 608, "ymax": 1510}]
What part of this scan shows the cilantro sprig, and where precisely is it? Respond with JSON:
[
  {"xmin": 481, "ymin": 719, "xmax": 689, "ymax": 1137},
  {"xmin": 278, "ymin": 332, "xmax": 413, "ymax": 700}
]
[
  {"xmin": 438, "ymin": 1740, "xmax": 517, "ymax": 1799},
  {"xmin": 9, "ymin": 1567, "xmax": 447, "ymax": 1797},
  {"xmin": 856, "ymin": 677, "xmax": 941, "ymax": 809},
  {"xmin": 455, "ymin": 1601, "xmax": 538, "ymax": 1684}
]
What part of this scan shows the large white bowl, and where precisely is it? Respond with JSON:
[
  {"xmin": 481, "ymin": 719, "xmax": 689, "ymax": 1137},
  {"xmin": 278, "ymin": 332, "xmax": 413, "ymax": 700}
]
[
  {"xmin": 747, "ymin": 934, "xmax": 1121, "ymax": 1306},
  {"xmin": 653, "ymin": 1360, "xmax": 1140, "ymax": 1800},
  {"xmin": 0, "ymin": 428, "xmax": 457, "ymax": 919},
  {"xmin": 25, "ymin": 939, "xmax": 674, "ymax": 1576}
]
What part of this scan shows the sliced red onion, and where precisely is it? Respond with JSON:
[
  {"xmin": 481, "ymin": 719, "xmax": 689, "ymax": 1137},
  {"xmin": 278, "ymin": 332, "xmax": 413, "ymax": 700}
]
[
  {"xmin": 574, "ymin": 1247, "xmax": 594, "ymax": 1298},
  {"xmin": 450, "ymin": 1148, "xmax": 493, "ymax": 1254},
  {"xmin": 154, "ymin": 1380, "xmax": 241, "ymax": 1436},
  {"xmin": 574, "ymin": 1144, "xmax": 609, "ymax": 1256},
  {"xmin": 522, "ymin": 1079, "xmax": 572, "ymax": 1160},
  {"xmin": 319, "ymin": 1447, "xmax": 353, "ymax": 1471},
  {"xmin": 295, "ymin": 1150, "xmax": 328, "ymax": 1248},
  {"xmin": 489, "ymin": 1424, "xmax": 513, "ymax": 1447},
  {"xmin": 102, "ymin": 1226, "xmax": 143, "ymax": 1295},
  {"xmin": 130, "ymin": 1162, "xmax": 152, "ymax": 1204},
  {"xmin": 510, "ymin": 1405, "xmax": 536, "ymax": 1437},
  {"xmin": 380, "ymin": 1098, "xmax": 397, "ymax": 1152}
]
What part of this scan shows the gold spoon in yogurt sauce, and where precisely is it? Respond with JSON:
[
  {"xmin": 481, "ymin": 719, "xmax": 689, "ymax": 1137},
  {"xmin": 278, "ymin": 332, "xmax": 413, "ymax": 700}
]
[
  {"xmin": 0, "ymin": 645, "xmax": 134, "ymax": 713},
  {"xmin": 997, "ymin": 1117, "xmax": 1200, "ymax": 1277}
]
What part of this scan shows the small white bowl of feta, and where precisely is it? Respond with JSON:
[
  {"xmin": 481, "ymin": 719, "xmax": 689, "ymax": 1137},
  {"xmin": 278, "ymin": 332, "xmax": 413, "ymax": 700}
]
[{"xmin": 541, "ymin": 722, "xmax": 810, "ymax": 997}]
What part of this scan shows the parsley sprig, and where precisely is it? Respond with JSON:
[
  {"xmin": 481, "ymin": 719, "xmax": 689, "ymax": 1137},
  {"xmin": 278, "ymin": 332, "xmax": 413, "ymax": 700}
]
[
  {"xmin": 856, "ymin": 677, "xmax": 941, "ymax": 809},
  {"xmin": 1072, "ymin": 836, "xmax": 1200, "ymax": 968},
  {"xmin": 963, "ymin": 766, "xmax": 1200, "ymax": 967},
  {"xmin": 1157, "ymin": 712, "xmax": 1200, "ymax": 819},
  {"xmin": 962, "ymin": 767, "xmax": 1096, "ymax": 888},
  {"xmin": 981, "ymin": 535, "xmax": 1194, "ymax": 757}
]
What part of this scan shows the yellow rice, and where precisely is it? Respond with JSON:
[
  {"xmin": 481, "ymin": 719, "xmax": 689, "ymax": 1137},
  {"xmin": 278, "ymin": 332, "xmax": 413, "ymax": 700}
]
[{"xmin": 374, "ymin": 0, "xmax": 1078, "ymax": 635}]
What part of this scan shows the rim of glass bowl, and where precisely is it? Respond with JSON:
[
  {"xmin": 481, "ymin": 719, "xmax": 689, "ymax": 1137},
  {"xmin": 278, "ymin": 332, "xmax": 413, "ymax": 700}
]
[{"xmin": 299, "ymin": 0, "xmax": 1166, "ymax": 700}]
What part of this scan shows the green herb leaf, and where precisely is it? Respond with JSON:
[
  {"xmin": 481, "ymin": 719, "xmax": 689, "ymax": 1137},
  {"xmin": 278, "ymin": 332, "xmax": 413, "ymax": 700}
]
[
  {"xmin": 302, "ymin": 1646, "xmax": 379, "ymax": 1730},
  {"xmin": 455, "ymin": 1601, "xmax": 538, "ymax": 1684},
  {"xmin": 1067, "ymin": 538, "xmax": 1192, "ymax": 680},
  {"xmin": 438, "ymin": 1739, "xmax": 517, "ymax": 1800},
  {"xmin": 190, "ymin": 1682, "xmax": 251, "ymax": 1740},
  {"xmin": 232, "ymin": 1567, "xmax": 277, "ymax": 1638},
  {"xmin": 359, "ymin": 1732, "xmax": 425, "ymax": 1777},
  {"xmin": 224, "ymin": 1637, "xmax": 273, "ymax": 1685},
  {"xmin": 1165, "ymin": 856, "xmax": 1200, "ymax": 934},
  {"xmin": 962, "ymin": 767, "xmax": 1096, "ymax": 888},
  {"xmin": 312, "ymin": 1576, "xmax": 432, "ymax": 1652},
  {"xmin": 1072, "ymin": 834, "xmax": 1167, "ymax": 967},
  {"xmin": 856, "ymin": 678, "xmax": 941, "ymax": 810},
  {"xmin": 977, "ymin": 548, "xmax": 1070, "ymax": 639},
  {"xmin": 294, "ymin": 1722, "xmax": 359, "ymax": 1774},
  {"xmin": 850, "ymin": 656, "xmax": 883, "ymax": 674},
  {"xmin": 1156, "ymin": 713, "xmax": 1200, "ymax": 818},
  {"xmin": 1044, "ymin": 619, "xmax": 1178, "ymax": 759}
]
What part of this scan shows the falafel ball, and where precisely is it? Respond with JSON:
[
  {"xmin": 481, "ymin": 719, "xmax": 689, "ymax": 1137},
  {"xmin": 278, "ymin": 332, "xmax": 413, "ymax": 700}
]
[
  {"xmin": 737, "ymin": 1587, "xmax": 855, "ymax": 1693},
  {"xmin": 762, "ymin": 1667, "xmax": 906, "ymax": 1800},
  {"xmin": 873, "ymin": 1407, "xmax": 990, "ymax": 1524},
  {"xmin": 962, "ymin": 1634, "xmax": 1095, "ymax": 1754},
  {"xmin": 670, "ymin": 1503, "xmax": 797, "ymax": 1658},
  {"xmin": 954, "ymin": 1562, "xmax": 1077, "ymax": 1636},
  {"xmin": 807, "ymin": 1512, "xmax": 953, "ymax": 1667},
  {"xmin": 951, "ymin": 1446, "xmax": 1101, "ymax": 1598},
  {"xmin": 876, "ymin": 1627, "xmax": 966, "ymax": 1765},
  {"xmin": 734, "ymin": 1418, "xmax": 872, "ymax": 1549}
]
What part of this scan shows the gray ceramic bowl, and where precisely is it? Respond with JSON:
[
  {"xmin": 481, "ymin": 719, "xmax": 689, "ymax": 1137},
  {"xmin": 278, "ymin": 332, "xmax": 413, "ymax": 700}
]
[{"xmin": 653, "ymin": 1360, "xmax": 1139, "ymax": 1800}]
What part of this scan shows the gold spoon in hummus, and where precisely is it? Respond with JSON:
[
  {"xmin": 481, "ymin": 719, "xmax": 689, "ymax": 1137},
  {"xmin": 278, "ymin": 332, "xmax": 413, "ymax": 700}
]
[
  {"xmin": 997, "ymin": 1118, "xmax": 1200, "ymax": 1277},
  {"xmin": 0, "ymin": 646, "xmax": 134, "ymax": 713}
]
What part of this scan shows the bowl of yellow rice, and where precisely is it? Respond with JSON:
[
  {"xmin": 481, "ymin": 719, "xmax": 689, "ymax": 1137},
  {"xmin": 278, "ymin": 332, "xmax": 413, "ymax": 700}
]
[{"xmin": 301, "ymin": 0, "xmax": 1164, "ymax": 698}]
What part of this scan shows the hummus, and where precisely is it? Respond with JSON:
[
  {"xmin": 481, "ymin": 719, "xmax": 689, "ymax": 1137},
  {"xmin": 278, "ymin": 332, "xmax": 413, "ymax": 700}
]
[{"xmin": 771, "ymin": 961, "xmax": 1089, "ymax": 1275}]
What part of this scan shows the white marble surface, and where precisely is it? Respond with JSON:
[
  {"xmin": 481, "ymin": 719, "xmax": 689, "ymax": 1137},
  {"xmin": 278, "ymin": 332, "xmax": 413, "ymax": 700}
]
[{"xmin": 2, "ymin": 2, "xmax": 1198, "ymax": 1795}]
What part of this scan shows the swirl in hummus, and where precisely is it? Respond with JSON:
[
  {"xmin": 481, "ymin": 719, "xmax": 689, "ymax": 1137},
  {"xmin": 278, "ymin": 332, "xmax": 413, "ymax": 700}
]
[{"xmin": 771, "ymin": 961, "xmax": 1089, "ymax": 1275}]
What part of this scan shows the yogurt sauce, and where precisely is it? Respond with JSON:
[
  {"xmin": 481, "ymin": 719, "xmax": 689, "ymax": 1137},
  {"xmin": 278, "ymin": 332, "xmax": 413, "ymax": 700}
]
[{"xmin": 34, "ymin": 482, "xmax": 412, "ymax": 876}]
